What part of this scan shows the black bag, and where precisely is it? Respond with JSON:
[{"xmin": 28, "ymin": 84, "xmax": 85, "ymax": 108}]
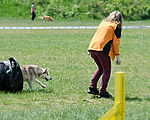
[{"xmin": 0, "ymin": 57, "xmax": 23, "ymax": 92}]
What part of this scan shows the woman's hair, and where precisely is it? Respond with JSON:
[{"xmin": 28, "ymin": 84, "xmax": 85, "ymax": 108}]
[{"xmin": 104, "ymin": 11, "xmax": 123, "ymax": 27}]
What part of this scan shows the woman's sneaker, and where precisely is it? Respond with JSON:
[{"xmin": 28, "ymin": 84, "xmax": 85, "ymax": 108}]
[
  {"xmin": 97, "ymin": 91, "xmax": 112, "ymax": 98},
  {"xmin": 87, "ymin": 86, "xmax": 99, "ymax": 95}
]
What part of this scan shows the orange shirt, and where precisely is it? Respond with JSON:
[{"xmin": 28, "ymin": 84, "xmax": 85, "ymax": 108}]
[{"xmin": 88, "ymin": 21, "xmax": 121, "ymax": 60}]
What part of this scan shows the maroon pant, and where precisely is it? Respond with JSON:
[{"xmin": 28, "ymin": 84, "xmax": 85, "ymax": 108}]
[{"xmin": 89, "ymin": 51, "xmax": 111, "ymax": 93}]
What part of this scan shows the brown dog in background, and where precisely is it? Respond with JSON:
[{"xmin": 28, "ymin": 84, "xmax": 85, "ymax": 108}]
[{"xmin": 39, "ymin": 16, "xmax": 53, "ymax": 21}]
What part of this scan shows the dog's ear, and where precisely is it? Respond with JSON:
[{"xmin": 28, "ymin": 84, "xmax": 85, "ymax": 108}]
[
  {"xmin": 42, "ymin": 68, "xmax": 49, "ymax": 74},
  {"xmin": 45, "ymin": 68, "xmax": 49, "ymax": 72},
  {"xmin": 46, "ymin": 67, "xmax": 49, "ymax": 71},
  {"xmin": 42, "ymin": 68, "xmax": 46, "ymax": 74}
]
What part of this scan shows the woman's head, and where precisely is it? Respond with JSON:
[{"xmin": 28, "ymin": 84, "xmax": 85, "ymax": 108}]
[
  {"xmin": 32, "ymin": 1, "xmax": 35, "ymax": 4},
  {"xmin": 105, "ymin": 11, "xmax": 123, "ymax": 27}
]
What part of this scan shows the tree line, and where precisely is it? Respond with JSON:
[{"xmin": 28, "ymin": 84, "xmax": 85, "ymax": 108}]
[{"xmin": 0, "ymin": 0, "xmax": 150, "ymax": 20}]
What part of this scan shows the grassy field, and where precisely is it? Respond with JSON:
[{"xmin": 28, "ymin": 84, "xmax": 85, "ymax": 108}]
[{"xmin": 0, "ymin": 19, "xmax": 150, "ymax": 120}]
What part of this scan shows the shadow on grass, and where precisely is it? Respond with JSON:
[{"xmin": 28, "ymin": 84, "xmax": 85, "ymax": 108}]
[
  {"xmin": 0, "ymin": 91, "xmax": 22, "ymax": 94},
  {"xmin": 126, "ymin": 96, "xmax": 150, "ymax": 102},
  {"xmin": 89, "ymin": 95, "xmax": 150, "ymax": 102},
  {"xmin": 0, "ymin": 87, "xmax": 53, "ymax": 94},
  {"xmin": 0, "ymin": 88, "xmax": 54, "ymax": 94},
  {"xmin": 126, "ymin": 96, "xmax": 143, "ymax": 102},
  {"xmin": 37, "ymin": 89, "xmax": 53, "ymax": 93},
  {"xmin": 89, "ymin": 95, "xmax": 115, "ymax": 101},
  {"xmin": 21, "ymin": 89, "xmax": 53, "ymax": 93},
  {"xmin": 145, "ymin": 97, "xmax": 150, "ymax": 102}
]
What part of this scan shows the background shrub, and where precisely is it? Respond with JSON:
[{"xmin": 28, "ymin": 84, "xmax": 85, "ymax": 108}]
[{"xmin": 0, "ymin": 0, "xmax": 149, "ymax": 20}]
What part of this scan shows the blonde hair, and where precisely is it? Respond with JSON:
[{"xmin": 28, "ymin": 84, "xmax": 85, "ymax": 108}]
[{"xmin": 104, "ymin": 11, "xmax": 123, "ymax": 27}]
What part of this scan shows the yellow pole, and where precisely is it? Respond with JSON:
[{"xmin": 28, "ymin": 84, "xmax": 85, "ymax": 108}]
[
  {"xmin": 98, "ymin": 72, "xmax": 125, "ymax": 120},
  {"xmin": 115, "ymin": 72, "xmax": 125, "ymax": 120}
]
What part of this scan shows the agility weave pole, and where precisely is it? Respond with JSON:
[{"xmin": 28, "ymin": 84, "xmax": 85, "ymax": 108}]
[{"xmin": 99, "ymin": 72, "xmax": 125, "ymax": 120}]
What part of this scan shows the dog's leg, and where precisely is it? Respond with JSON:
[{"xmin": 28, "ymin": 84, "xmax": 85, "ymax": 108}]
[
  {"xmin": 34, "ymin": 79, "xmax": 46, "ymax": 88},
  {"xmin": 28, "ymin": 81, "xmax": 34, "ymax": 91}
]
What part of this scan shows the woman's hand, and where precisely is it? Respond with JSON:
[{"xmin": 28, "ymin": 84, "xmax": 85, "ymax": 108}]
[{"xmin": 116, "ymin": 55, "xmax": 121, "ymax": 65}]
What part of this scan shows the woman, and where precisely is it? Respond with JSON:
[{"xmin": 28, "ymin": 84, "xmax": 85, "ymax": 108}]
[
  {"xmin": 87, "ymin": 11, "xmax": 123, "ymax": 98},
  {"xmin": 31, "ymin": 1, "xmax": 36, "ymax": 21}
]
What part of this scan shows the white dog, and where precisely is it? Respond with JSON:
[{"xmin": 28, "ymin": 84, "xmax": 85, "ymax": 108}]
[{"xmin": 20, "ymin": 65, "xmax": 52, "ymax": 91}]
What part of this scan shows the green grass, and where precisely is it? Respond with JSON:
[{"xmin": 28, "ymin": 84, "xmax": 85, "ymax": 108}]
[{"xmin": 0, "ymin": 19, "xmax": 150, "ymax": 120}]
